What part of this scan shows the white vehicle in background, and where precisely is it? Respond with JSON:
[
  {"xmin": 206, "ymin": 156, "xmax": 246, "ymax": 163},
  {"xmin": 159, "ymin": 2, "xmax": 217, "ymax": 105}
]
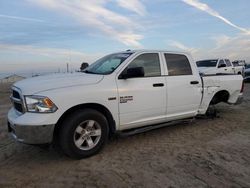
[
  {"xmin": 232, "ymin": 60, "xmax": 246, "ymax": 67},
  {"xmin": 196, "ymin": 58, "xmax": 244, "ymax": 75},
  {"xmin": 8, "ymin": 50, "xmax": 244, "ymax": 159},
  {"xmin": 232, "ymin": 60, "xmax": 245, "ymax": 76}
]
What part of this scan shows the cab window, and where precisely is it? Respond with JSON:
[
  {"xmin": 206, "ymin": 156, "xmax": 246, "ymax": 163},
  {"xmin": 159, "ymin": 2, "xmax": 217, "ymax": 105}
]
[
  {"xmin": 225, "ymin": 59, "xmax": 232, "ymax": 67},
  {"xmin": 218, "ymin": 60, "xmax": 225, "ymax": 67},
  {"xmin": 126, "ymin": 53, "xmax": 161, "ymax": 77},
  {"xmin": 164, "ymin": 54, "xmax": 192, "ymax": 76}
]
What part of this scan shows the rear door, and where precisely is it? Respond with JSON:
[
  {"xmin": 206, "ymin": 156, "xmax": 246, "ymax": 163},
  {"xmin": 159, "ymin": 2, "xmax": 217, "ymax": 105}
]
[
  {"xmin": 163, "ymin": 53, "xmax": 202, "ymax": 120},
  {"xmin": 116, "ymin": 53, "xmax": 167, "ymax": 129}
]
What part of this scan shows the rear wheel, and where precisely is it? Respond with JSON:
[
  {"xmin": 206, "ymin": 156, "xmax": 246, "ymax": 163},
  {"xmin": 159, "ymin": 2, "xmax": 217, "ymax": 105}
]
[
  {"xmin": 58, "ymin": 109, "xmax": 109, "ymax": 159},
  {"xmin": 205, "ymin": 105, "xmax": 217, "ymax": 118}
]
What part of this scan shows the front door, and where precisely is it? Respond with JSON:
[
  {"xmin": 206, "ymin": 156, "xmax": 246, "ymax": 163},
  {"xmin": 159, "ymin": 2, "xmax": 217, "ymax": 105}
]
[
  {"xmin": 225, "ymin": 59, "xmax": 235, "ymax": 74},
  {"xmin": 116, "ymin": 53, "xmax": 167, "ymax": 129}
]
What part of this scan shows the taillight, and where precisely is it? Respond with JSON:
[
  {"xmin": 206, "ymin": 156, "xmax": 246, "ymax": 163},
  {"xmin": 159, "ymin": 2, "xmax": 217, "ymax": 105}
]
[{"xmin": 240, "ymin": 81, "xmax": 244, "ymax": 93}]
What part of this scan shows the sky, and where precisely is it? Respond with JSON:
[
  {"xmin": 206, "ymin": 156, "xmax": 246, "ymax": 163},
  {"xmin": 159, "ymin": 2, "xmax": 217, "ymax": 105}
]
[{"xmin": 0, "ymin": 0, "xmax": 250, "ymax": 76}]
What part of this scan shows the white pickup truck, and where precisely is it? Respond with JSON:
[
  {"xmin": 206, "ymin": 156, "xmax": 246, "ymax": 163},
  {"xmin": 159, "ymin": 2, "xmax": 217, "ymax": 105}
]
[
  {"xmin": 8, "ymin": 50, "xmax": 243, "ymax": 159},
  {"xmin": 197, "ymin": 58, "xmax": 244, "ymax": 75}
]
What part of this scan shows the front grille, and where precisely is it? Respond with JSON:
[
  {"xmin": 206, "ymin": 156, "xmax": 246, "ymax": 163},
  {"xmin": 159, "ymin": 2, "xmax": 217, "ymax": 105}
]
[
  {"xmin": 11, "ymin": 88, "xmax": 24, "ymax": 114},
  {"xmin": 14, "ymin": 103, "xmax": 23, "ymax": 113},
  {"xmin": 12, "ymin": 90, "xmax": 20, "ymax": 99}
]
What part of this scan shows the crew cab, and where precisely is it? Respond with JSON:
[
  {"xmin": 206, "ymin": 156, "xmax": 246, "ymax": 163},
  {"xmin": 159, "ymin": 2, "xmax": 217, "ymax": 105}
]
[
  {"xmin": 8, "ymin": 50, "xmax": 243, "ymax": 159},
  {"xmin": 196, "ymin": 58, "xmax": 244, "ymax": 75}
]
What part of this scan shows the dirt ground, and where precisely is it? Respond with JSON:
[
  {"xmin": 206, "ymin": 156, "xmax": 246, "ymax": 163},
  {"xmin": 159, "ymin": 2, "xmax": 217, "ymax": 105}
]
[{"xmin": 0, "ymin": 82, "xmax": 250, "ymax": 188}]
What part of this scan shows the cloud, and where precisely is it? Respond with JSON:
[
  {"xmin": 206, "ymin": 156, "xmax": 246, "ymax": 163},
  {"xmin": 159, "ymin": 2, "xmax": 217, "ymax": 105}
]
[
  {"xmin": 0, "ymin": 14, "xmax": 45, "ymax": 23},
  {"xmin": 169, "ymin": 40, "xmax": 199, "ymax": 54},
  {"xmin": 210, "ymin": 34, "xmax": 250, "ymax": 61},
  {"xmin": 212, "ymin": 35, "xmax": 231, "ymax": 50},
  {"xmin": 0, "ymin": 43, "xmax": 100, "ymax": 61},
  {"xmin": 171, "ymin": 1, "xmax": 250, "ymax": 62},
  {"xmin": 27, "ymin": 0, "xmax": 145, "ymax": 47},
  {"xmin": 182, "ymin": 0, "xmax": 250, "ymax": 35},
  {"xmin": 0, "ymin": 43, "xmax": 102, "ymax": 73},
  {"xmin": 170, "ymin": 34, "xmax": 250, "ymax": 62},
  {"xmin": 116, "ymin": 0, "xmax": 146, "ymax": 16}
]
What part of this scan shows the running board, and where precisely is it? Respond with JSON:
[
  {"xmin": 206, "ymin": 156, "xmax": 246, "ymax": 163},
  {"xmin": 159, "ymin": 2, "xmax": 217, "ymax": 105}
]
[{"xmin": 117, "ymin": 118, "xmax": 194, "ymax": 137}]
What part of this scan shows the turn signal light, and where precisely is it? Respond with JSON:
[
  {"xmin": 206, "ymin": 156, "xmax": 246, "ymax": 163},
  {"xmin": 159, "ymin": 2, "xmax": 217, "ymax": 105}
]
[{"xmin": 43, "ymin": 98, "xmax": 54, "ymax": 108}]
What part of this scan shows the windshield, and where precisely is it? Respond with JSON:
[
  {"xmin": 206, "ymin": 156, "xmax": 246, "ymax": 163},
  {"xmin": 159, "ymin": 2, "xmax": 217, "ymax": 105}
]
[
  {"xmin": 196, "ymin": 59, "xmax": 218, "ymax": 67},
  {"xmin": 246, "ymin": 64, "xmax": 250, "ymax": 69},
  {"xmin": 84, "ymin": 53, "xmax": 133, "ymax": 75}
]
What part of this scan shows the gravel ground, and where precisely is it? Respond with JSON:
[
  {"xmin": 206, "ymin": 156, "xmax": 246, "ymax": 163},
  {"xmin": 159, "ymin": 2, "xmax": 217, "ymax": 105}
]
[{"xmin": 0, "ymin": 82, "xmax": 250, "ymax": 188}]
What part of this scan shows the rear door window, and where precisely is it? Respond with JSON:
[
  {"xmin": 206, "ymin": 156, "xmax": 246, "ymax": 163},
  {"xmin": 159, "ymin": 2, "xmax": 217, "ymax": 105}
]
[
  {"xmin": 225, "ymin": 59, "xmax": 232, "ymax": 67},
  {"xmin": 164, "ymin": 54, "xmax": 192, "ymax": 76}
]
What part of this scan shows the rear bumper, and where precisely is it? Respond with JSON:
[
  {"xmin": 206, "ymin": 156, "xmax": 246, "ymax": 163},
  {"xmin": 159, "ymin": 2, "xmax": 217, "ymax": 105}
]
[{"xmin": 234, "ymin": 94, "xmax": 243, "ymax": 105}]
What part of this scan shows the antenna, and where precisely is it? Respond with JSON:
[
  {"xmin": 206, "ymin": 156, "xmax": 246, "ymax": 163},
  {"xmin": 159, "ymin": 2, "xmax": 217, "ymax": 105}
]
[{"xmin": 66, "ymin": 63, "xmax": 69, "ymax": 73}]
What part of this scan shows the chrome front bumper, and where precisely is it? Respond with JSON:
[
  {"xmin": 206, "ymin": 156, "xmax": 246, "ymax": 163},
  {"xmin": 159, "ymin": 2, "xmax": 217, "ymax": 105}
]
[{"xmin": 7, "ymin": 121, "xmax": 55, "ymax": 144}]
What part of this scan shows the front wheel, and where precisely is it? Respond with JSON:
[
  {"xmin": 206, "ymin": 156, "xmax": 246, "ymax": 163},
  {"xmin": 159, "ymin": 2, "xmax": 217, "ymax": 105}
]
[{"xmin": 58, "ymin": 109, "xmax": 109, "ymax": 159}]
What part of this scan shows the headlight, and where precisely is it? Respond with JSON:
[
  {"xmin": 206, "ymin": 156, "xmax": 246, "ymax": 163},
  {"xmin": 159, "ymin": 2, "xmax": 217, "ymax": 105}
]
[{"xmin": 25, "ymin": 96, "xmax": 58, "ymax": 113}]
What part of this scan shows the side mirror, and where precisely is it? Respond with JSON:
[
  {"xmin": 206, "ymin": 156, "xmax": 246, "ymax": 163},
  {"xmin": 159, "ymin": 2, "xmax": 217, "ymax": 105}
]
[
  {"xmin": 119, "ymin": 67, "xmax": 145, "ymax": 79},
  {"xmin": 218, "ymin": 63, "xmax": 226, "ymax": 68},
  {"xmin": 80, "ymin": 62, "xmax": 89, "ymax": 71}
]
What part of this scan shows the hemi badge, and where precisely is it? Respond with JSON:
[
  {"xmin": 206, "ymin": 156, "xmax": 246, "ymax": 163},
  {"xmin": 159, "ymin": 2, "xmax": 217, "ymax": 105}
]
[{"xmin": 108, "ymin": 97, "xmax": 116, "ymax": 101}]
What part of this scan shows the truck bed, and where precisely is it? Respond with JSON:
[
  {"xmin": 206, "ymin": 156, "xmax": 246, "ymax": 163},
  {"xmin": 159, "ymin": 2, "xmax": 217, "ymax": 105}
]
[{"xmin": 198, "ymin": 74, "xmax": 243, "ymax": 114}]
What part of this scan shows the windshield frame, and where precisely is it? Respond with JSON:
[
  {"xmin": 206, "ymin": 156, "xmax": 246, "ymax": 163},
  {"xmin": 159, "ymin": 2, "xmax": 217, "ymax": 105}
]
[{"xmin": 83, "ymin": 52, "xmax": 134, "ymax": 75}]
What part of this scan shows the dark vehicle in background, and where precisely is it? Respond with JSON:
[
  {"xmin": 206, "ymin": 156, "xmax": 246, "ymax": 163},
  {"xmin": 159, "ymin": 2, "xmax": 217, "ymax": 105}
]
[{"xmin": 244, "ymin": 64, "xmax": 250, "ymax": 82}]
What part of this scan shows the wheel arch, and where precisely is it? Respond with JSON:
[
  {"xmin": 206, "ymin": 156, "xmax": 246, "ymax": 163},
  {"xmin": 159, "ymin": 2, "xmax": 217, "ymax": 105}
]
[
  {"xmin": 53, "ymin": 103, "xmax": 116, "ymax": 141},
  {"xmin": 210, "ymin": 90, "xmax": 230, "ymax": 105}
]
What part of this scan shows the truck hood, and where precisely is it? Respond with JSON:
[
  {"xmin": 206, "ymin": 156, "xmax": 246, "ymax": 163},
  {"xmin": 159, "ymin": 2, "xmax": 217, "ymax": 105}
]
[
  {"xmin": 198, "ymin": 67, "xmax": 216, "ymax": 74},
  {"xmin": 14, "ymin": 73, "xmax": 104, "ymax": 95}
]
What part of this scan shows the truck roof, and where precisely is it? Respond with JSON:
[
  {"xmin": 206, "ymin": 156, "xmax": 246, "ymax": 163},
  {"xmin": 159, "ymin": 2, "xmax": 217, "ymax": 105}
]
[
  {"xmin": 117, "ymin": 49, "xmax": 191, "ymax": 56},
  {"xmin": 197, "ymin": 58, "xmax": 230, "ymax": 61}
]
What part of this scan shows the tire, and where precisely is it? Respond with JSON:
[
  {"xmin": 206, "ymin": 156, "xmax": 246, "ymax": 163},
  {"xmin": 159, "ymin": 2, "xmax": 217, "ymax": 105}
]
[
  {"xmin": 205, "ymin": 105, "xmax": 217, "ymax": 118},
  {"xmin": 58, "ymin": 109, "xmax": 109, "ymax": 159}
]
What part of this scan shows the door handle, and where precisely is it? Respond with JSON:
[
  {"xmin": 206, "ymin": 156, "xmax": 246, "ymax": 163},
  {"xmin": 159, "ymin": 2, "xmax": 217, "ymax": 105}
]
[
  {"xmin": 224, "ymin": 69, "xmax": 227, "ymax": 70},
  {"xmin": 190, "ymin": 81, "xmax": 199, "ymax": 85},
  {"xmin": 153, "ymin": 83, "xmax": 164, "ymax": 87}
]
